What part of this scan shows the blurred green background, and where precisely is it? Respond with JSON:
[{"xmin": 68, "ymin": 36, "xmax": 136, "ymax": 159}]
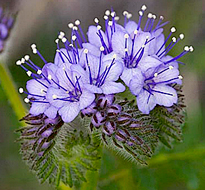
[{"xmin": 0, "ymin": 0, "xmax": 204, "ymax": 189}]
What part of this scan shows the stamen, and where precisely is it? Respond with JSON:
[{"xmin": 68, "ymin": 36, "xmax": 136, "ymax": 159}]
[
  {"xmin": 27, "ymin": 71, "xmax": 32, "ymax": 77},
  {"xmin": 105, "ymin": 10, "xmax": 110, "ymax": 16},
  {"xmin": 52, "ymin": 95, "xmax": 57, "ymax": 99},
  {"xmin": 94, "ymin": 17, "xmax": 99, "ymax": 24},
  {"xmin": 178, "ymin": 75, "xmax": 183, "ymax": 79},
  {"xmin": 19, "ymin": 87, "xmax": 24, "ymax": 94},
  {"xmin": 68, "ymin": 23, "xmax": 74, "ymax": 29},
  {"xmin": 24, "ymin": 98, "xmax": 30, "ymax": 103},
  {"xmin": 75, "ymin": 20, "xmax": 80, "ymax": 26}
]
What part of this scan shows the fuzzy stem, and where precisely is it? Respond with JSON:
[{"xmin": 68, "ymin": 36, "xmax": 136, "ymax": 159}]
[{"xmin": 0, "ymin": 64, "xmax": 26, "ymax": 120}]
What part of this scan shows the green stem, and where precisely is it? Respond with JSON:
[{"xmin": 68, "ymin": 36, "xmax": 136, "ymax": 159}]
[{"xmin": 0, "ymin": 64, "xmax": 26, "ymax": 120}]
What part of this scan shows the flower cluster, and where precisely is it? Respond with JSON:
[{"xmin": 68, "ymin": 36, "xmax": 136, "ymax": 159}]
[
  {"xmin": 18, "ymin": 5, "xmax": 192, "ymax": 122},
  {"xmin": 0, "ymin": 7, "xmax": 14, "ymax": 52}
]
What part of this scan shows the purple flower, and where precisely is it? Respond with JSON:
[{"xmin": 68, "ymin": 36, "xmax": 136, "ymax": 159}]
[
  {"xmin": 71, "ymin": 49, "xmax": 125, "ymax": 95},
  {"xmin": 46, "ymin": 66, "xmax": 95, "ymax": 122},
  {"xmin": 129, "ymin": 63, "xmax": 182, "ymax": 114}
]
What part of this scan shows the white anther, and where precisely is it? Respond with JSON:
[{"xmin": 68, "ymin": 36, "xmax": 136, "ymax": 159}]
[
  {"xmin": 75, "ymin": 19, "xmax": 80, "ymax": 25},
  {"xmin": 113, "ymin": 54, "xmax": 117, "ymax": 59},
  {"xmin": 84, "ymin": 49, "xmax": 88, "ymax": 54},
  {"xmin": 100, "ymin": 46, "xmax": 105, "ymax": 51},
  {"xmin": 73, "ymin": 26, "xmax": 78, "ymax": 30},
  {"xmin": 16, "ymin": 60, "xmax": 22, "ymax": 65},
  {"xmin": 105, "ymin": 10, "xmax": 110, "ymax": 16},
  {"xmin": 19, "ymin": 88, "xmax": 24, "ymax": 94},
  {"xmin": 154, "ymin": 73, "xmax": 158, "ymax": 77},
  {"xmin": 111, "ymin": 12, "xmax": 115, "ymax": 17},
  {"xmin": 56, "ymin": 49, "xmax": 61, "ymax": 52},
  {"xmin": 171, "ymin": 27, "xmax": 176, "ymax": 33},
  {"xmin": 68, "ymin": 23, "xmax": 74, "ymax": 28},
  {"xmin": 24, "ymin": 98, "xmax": 30, "ymax": 103},
  {"xmin": 172, "ymin": 37, "xmax": 177, "ymax": 43},
  {"xmin": 55, "ymin": 39, "xmax": 59, "ymax": 44},
  {"xmin": 32, "ymin": 48, "xmax": 37, "ymax": 54},
  {"xmin": 21, "ymin": 58, "xmax": 25, "ymax": 63},
  {"xmin": 160, "ymin": 16, "xmax": 164, "ymax": 20},
  {"xmin": 184, "ymin": 46, "xmax": 189, "ymax": 51},
  {"xmin": 94, "ymin": 17, "xmax": 99, "ymax": 23},
  {"xmin": 127, "ymin": 13, "xmax": 132, "ymax": 19},
  {"xmin": 178, "ymin": 75, "xmax": 183, "ymax": 80},
  {"xmin": 148, "ymin": 13, "xmax": 153, "ymax": 18},
  {"xmin": 31, "ymin": 44, "xmax": 36, "ymax": 49},
  {"xmin": 72, "ymin": 35, "xmax": 77, "ymax": 41},
  {"xmin": 37, "ymin": 70, "xmax": 42, "ymax": 75},
  {"xmin": 124, "ymin": 33, "xmax": 129, "ymax": 38},
  {"xmin": 60, "ymin": 31, "xmax": 65, "ymax": 37},
  {"xmin": 40, "ymin": 89, "xmax": 44, "ymax": 94},
  {"xmin": 69, "ymin": 44, "xmax": 73, "ymax": 47},
  {"xmin": 169, "ymin": 65, "xmax": 174, "ymax": 70},
  {"xmin": 62, "ymin": 66, "xmax": 65, "ymax": 71},
  {"xmin": 123, "ymin": 11, "xmax": 128, "ymax": 16},
  {"xmin": 189, "ymin": 46, "xmax": 194, "ymax": 52},
  {"xmin": 58, "ymin": 34, "xmax": 63, "ymax": 39},
  {"xmin": 152, "ymin": 14, "xmax": 157, "ymax": 19},
  {"xmin": 124, "ymin": 48, "xmax": 128, "ymax": 52},
  {"xmin": 142, "ymin": 45, "xmax": 145, "ymax": 48},
  {"xmin": 104, "ymin": 15, "xmax": 108, "ymax": 20},
  {"xmin": 52, "ymin": 95, "xmax": 57, "ymax": 99},
  {"xmin": 24, "ymin": 55, "xmax": 30, "ymax": 61},
  {"xmin": 146, "ymin": 36, "xmax": 150, "ymax": 39},
  {"xmin": 141, "ymin": 5, "xmax": 147, "ymax": 11},
  {"xmin": 62, "ymin": 37, "xmax": 67, "ymax": 43},
  {"xmin": 134, "ymin": 30, "xmax": 138, "ymax": 35},
  {"xmin": 114, "ymin": 16, "xmax": 120, "ymax": 21},
  {"xmin": 139, "ymin": 11, "xmax": 143, "ymax": 16},
  {"xmin": 26, "ymin": 71, "xmax": 32, "ymax": 77},
  {"xmin": 97, "ymin": 25, "xmax": 102, "ymax": 30},
  {"xmin": 179, "ymin": 33, "xmax": 185, "ymax": 40},
  {"xmin": 48, "ymin": 74, "xmax": 52, "ymax": 80},
  {"xmin": 108, "ymin": 21, "xmax": 113, "ymax": 26}
]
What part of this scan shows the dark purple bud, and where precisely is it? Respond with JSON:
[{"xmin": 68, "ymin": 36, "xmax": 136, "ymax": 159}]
[
  {"xmin": 0, "ymin": 23, "xmax": 8, "ymax": 39},
  {"xmin": 91, "ymin": 111, "xmax": 106, "ymax": 128},
  {"xmin": 115, "ymin": 129, "xmax": 127, "ymax": 142},
  {"xmin": 6, "ymin": 17, "xmax": 14, "ymax": 29},
  {"xmin": 117, "ymin": 113, "xmax": 132, "ymax": 126},
  {"xmin": 107, "ymin": 104, "xmax": 122, "ymax": 117},
  {"xmin": 102, "ymin": 121, "xmax": 116, "ymax": 136},
  {"xmin": 97, "ymin": 95, "xmax": 114, "ymax": 109},
  {"xmin": 81, "ymin": 102, "xmax": 97, "ymax": 116}
]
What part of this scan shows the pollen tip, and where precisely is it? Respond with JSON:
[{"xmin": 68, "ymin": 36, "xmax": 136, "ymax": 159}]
[
  {"xmin": 127, "ymin": 13, "xmax": 132, "ymax": 19},
  {"xmin": 141, "ymin": 5, "xmax": 147, "ymax": 11},
  {"xmin": 94, "ymin": 17, "xmax": 99, "ymax": 23},
  {"xmin": 104, "ymin": 15, "xmax": 108, "ymax": 20},
  {"xmin": 105, "ymin": 10, "xmax": 110, "ymax": 16},
  {"xmin": 48, "ymin": 74, "xmax": 52, "ymax": 80},
  {"xmin": 68, "ymin": 23, "xmax": 74, "ymax": 28},
  {"xmin": 56, "ymin": 49, "xmax": 61, "ymax": 52},
  {"xmin": 189, "ymin": 46, "xmax": 194, "ymax": 52},
  {"xmin": 134, "ymin": 30, "xmax": 138, "ymax": 35},
  {"xmin": 75, "ymin": 19, "xmax": 80, "ymax": 25},
  {"xmin": 160, "ymin": 15, "xmax": 164, "ymax": 20},
  {"xmin": 178, "ymin": 75, "xmax": 183, "ymax": 80},
  {"xmin": 148, "ymin": 13, "xmax": 153, "ymax": 18},
  {"xmin": 16, "ymin": 60, "xmax": 22, "ymax": 65},
  {"xmin": 114, "ymin": 16, "xmax": 120, "ymax": 21},
  {"xmin": 37, "ymin": 69, "xmax": 42, "ymax": 75},
  {"xmin": 108, "ymin": 21, "xmax": 113, "ymax": 26},
  {"xmin": 113, "ymin": 54, "xmax": 117, "ymax": 59},
  {"xmin": 179, "ymin": 33, "xmax": 185, "ymax": 40},
  {"xmin": 172, "ymin": 37, "xmax": 177, "ymax": 43},
  {"xmin": 171, "ymin": 27, "xmax": 176, "ymax": 33},
  {"xmin": 24, "ymin": 55, "xmax": 30, "ymax": 61},
  {"xmin": 21, "ymin": 58, "xmax": 25, "ymax": 63},
  {"xmin": 139, "ymin": 11, "xmax": 143, "ymax": 16},
  {"xmin": 184, "ymin": 46, "xmax": 189, "ymax": 51},
  {"xmin": 55, "ymin": 39, "xmax": 59, "ymax": 44},
  {"xmin": 124, "ymin": 48, "xmax": 128, "ymax": 52},
  {"xmin": 100, "ymin": 46, "xmax": 105, "ymax": 51},
  {"xmin": 169, "ymin": 65, "xmax": 174, "ymax": 70},
  {"xmin": 111, "ymin": 11, "xmax": 115, "ymax": 17},
  {"xmin": 152, "ymin": 14, "xmax": 157, "ymax": 19},
  {"xmin": 123, "ymin": 11, "xmax": 128, "ymax": 16},
  {"xmin": 154, "ymin": 73, "xmax": 158, "ymax": 77},
  {"xmin": 52, "ymin": 94, "xmax": 57, "ymax": 99},
  {"xmin": 32, "ymin": 48, "xmax": 37, "ymax": 54},
  {"xmin": 142, "ymin": 45, "xmax": 145, "ymax": 48},
  {"xmin": 73, "ymin": 26, "xmax": 78, "ymax": 30},
  {"xmin": 31, "ymin": 44, "xmax": 36, "ymax": 49},
  {"xmin": 19, "ymin": 87, "xmax": 24, "ymax": 94},
  {"xmin": 72, "ymin": 35, "xmax": 77, "ymax": 41},
  {"xmin": 97, "ymin": 25, "xmax": 102, "ymax": 30},
  {"xmin": 24, "ymin": 98, "xmax": 30, "ymax": 103},
  {"xmin": 60, "ymin": 31, "xmax": 65, "ymax": 37},
  {"xmin": 62, "ymin": 37, "xmax": 67, "ymax": 43},
  {"xmin": 26, "ymin": 70, "xmax": 32, "ymax": 77},
  {"xmin": 124, "ymin": 33, "xmax": 129, "ymax": 38},
  {"xmin": 84, "ymin": 49, "xmax": 88, "ymax": 54}
]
